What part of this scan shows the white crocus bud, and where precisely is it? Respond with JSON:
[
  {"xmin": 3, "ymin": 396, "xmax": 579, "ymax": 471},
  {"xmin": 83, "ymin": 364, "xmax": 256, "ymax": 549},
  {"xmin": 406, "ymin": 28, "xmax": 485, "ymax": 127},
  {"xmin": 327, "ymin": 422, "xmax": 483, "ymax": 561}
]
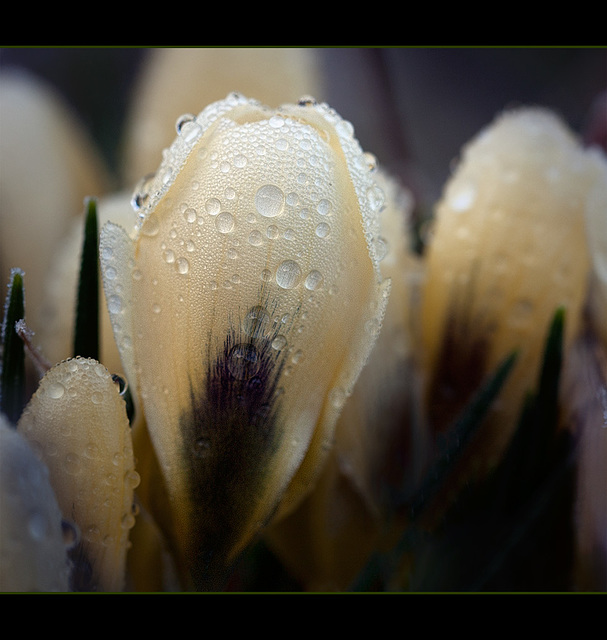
[
  {"xmin": 0, "ymin": 415, "xmax": 72, "ymax": 592},
  {"xmin": 17, "ymin": 357, "xmax": 138, "ymax": 591},
  {"xmin": 100, "ymin": 93, "xmax": 390, "ymax": 589},
  {"xmin": 420, "ymin": 107, "xmax": 602, "ymax": 474}
]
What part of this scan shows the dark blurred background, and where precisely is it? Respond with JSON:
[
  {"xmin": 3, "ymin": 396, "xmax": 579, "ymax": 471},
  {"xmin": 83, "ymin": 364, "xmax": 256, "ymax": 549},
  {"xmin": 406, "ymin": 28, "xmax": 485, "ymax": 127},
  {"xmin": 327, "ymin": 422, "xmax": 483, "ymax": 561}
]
[{"xmin": 1, "ymin": 47, "xmax": 605, "ymax": 212}]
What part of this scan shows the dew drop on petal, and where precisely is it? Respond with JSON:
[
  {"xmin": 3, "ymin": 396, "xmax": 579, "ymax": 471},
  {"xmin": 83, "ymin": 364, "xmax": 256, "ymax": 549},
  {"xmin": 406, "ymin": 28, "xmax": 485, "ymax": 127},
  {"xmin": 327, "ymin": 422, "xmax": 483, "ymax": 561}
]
[
  {"xmin": 227, "ymin": 343, "xmax": 260, "ymax": 380},
  {"xmin": 272, "ymin": 335, "xmax": 287, "ymax": 350},
  {"xmin": 205, "ymin": 198, "xmax": 221, "ymax": 216},
  {"xmin": 248, "ymin": 230, "xmax": 263, "ymax": 246},
  {"xmin": 276, "ymin": 260, "xmax": 302, "ymax": 289},
  {"xmin": 175, "ymin": 257, "xmax": 190, "ymax": 274},
  {"xmin": 304, "ymin": 270, "xmax": 324, "ymax": 291},
  {"xmin": 315, "ymin": 222, "xmax": 331, "ymax": 238},
  {"xmin": 255, "ymin": 185, "xmax": 285, "ymax": 218},
  {"xmin": 216, "ymin": 212, "xmax": 235, "ymax": 234},
  {"xmin": 47, "ymin": 382, "xmax": 65, "ymax": 399}
]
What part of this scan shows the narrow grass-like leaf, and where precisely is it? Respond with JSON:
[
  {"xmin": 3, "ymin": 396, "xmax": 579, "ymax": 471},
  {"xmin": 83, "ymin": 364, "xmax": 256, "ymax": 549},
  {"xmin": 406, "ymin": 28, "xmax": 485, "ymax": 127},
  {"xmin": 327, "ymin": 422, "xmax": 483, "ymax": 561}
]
[
  {"xmin": 351, "ymin": 350, "xmax": 517, "ymax": 591},
  {"xmin": 1, "ymin": 269, "xmax": 26, "ymax": 425},
  {"xmin": 73, "ymin": 197, "xmax": 99, "ymax": 360},
  {"xmin": 408, "ymin": 349, "xmax": 518, "ymax": 521}
]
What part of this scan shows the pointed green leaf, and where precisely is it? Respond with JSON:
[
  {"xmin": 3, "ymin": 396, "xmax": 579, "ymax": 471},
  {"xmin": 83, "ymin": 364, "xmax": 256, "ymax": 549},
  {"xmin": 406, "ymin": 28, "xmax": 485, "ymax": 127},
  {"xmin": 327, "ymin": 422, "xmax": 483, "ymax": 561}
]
[
  {"xmin": 1, "ymin": 269, "xmax": 26, "ymax": 425},
  {"xmin": 73, "ymin": 197, "xmax": 99, "ymax": 360},
  {"xmin": 408, "ymin": 349, "xmax": 518, "ymax": 521}
]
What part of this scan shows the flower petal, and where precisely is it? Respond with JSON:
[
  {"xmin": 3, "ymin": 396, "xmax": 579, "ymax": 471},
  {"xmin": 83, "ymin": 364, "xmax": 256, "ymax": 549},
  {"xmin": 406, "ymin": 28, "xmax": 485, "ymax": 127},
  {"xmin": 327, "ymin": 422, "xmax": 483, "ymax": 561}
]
[
  {"xmin": 420, "ymin": 107, "xmax": 599, "ymax": 471},
  {"xmin": 100, "ymin": 93, "xmax": 389, "ymax": 588},
  {"xmin": 0, "ymin": 69, "xmax": 109, "ymax": 330},
  {"xmin": 0, "ymin": 415, "xmax": 71, "ymax": 592},
  {"xmin": 122, "ymin": 48, "xmax": 325, "ymax": 187},
  {"xmin": 17, "ymin": 357, "xmax": 137, "ymax": 591}
]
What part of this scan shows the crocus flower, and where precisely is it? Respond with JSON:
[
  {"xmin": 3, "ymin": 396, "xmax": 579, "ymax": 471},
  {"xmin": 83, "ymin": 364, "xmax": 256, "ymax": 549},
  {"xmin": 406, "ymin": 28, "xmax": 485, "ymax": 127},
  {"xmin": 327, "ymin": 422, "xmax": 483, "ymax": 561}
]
[
  {"xmin": 99, "ymin": 92, "xmax": 391, "ymax": 589},
  {"xmin": 420, "ymin": 107, "xmax": 604, "ymax": 479}
]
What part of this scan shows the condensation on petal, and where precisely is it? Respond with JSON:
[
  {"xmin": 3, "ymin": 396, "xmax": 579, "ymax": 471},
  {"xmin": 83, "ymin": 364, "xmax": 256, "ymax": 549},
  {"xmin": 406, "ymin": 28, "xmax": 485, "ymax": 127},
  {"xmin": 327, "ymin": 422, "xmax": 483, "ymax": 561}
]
[
  {"xmin": 0, "ymin": 416, "xmax": 71, "ymax": 592},
  {"xmin": 17, "ymin": 358, "xmax": 137, "ymax": 592},
  {"xmin": 102, "ymin": 94, "xmax": 389, "ymax": 586},
  {"xmin": 122, "ymin": 48, "xmax": 325, "ymax": 186},
  {"xmin": 421, "ymin": 107, "xmax": 597, "ymax": 468}
]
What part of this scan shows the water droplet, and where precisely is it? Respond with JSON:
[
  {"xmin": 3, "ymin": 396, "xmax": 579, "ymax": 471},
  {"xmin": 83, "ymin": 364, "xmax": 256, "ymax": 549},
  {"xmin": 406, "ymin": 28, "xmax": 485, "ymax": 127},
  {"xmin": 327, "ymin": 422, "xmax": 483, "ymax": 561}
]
[
  {"xmin": 175, "ymin": 257, "xmax": 190, "ymax": 274},
  {"xmin": 276, "ymin": 260, "xmax": 302, "ymax": 289},
  {"xmin": 248, "ymin": 230, "xmax": 263, "ymax": 246},
  {"xmin": 364, "ymin": 152, "xmax": 378, "ymax": 172},
  {"xmin": 266, "ymin": 225, "xmax": 279, "ymax": 240},
  {"xmin": 91, "ymin": 391, "xmax": 104, "ymax": 404},
  {"xmin": 162, "ymin": 249, "xmax": 175, "ymax": 264},
  {"xmin": 374, "ymin": 236, "xmax": 389, "ymax": 261},
  {"xmin": 329, "ymin": 388, "xmax": 346, "ymax": 409},
  {"xmin": 141, "ymin": 215, "xmax": 160, "ymax": 237},
  {"xmin": 315, "ymin": 222, "xmax": 331, "ymax": 238},
  {"xmin": 125, "ymin": 470, "xmax": 141, "ymax": 489},
  {"xmin": 64, "ymin": 452, "xmax": 81, "ymax": 475},
  {"xmin": 175, "ymin": 113, "xmax": 196, "ymax": 133},
  {"xmin": 216, "ymin": 212, "xmax": 235, "ymax": 234},
  {"xmin": 269, "ymin": 115, "xmax": 285, "ymax": 128},
  {"xmin": 255, "ymin": 184, "xmax": 285, "ymax": 218},
  {"xmin": 227, "ymin": 343, "xmax": 260, "ymax": 380},
  {"xmin": 304, "ymin": 270, "xmax": 324, "ymax": 291},
  {"xmin": 261, "ymin": 269, "xmax": 272, "ymax": 282},
  {"xmin": 47, "ymin": 382, "xmax": 65, "ymax": 399},
  {"xmin": 316, "ymin": 199, "xmax": 331, "ymax": 215},
  {"xmin": 272, "ymin": 335, "xmax": 287, "ymax": 350},
  {"xmin": 367, "ymin": 185, "xmax": 385, "ymax": 212},
  {"xmin": 205, "ymin": 198, "xmax": 221, "ymax": 216},
  {"xmin": 234, "ymin": 154, "xmax": 247, "ymax": 168},
  {"xmin": 244, "ymin": 306, "xmax": 271, "ymax": 339},
  {"xmin": 183, "ymin": 207, "xmax": 197, "ymax": 223},
  {"xmin": 450, "ymin": 182, "xmax": 477, "ymax": 212},
  {"xmin": 298, "ymin": 95, "xmax": 317, "ymax": 106}
]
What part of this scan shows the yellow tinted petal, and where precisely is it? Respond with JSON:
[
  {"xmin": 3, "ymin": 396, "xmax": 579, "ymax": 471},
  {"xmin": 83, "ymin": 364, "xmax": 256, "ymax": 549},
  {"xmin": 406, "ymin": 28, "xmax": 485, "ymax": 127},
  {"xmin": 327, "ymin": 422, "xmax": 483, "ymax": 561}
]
[
  {"xmin": 122, "ymin": 48, "xmax": 325, "ymax": 186},
  {"xmin": 421, "ymin": 107, "xmax": 597, "ymax": 469},
  {"xmin": 101, "ymin": 94, "xmax": 389, "ymax": 588},
  {"xmin": 17, "ymin": 357, "xmax": 137, "ymax": 591}
]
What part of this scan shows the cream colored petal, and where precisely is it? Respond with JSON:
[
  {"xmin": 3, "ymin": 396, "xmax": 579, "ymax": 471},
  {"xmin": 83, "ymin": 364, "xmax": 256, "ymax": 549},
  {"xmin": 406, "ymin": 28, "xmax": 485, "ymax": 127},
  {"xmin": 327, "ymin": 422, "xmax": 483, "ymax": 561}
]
[
  {"xmin": 265, "ymin": 172, "xmax": 422, "ymax": 590},
  {"xmin": 100, "ymin": 93, "xmax": 388, "ymax": 588},
  {"xmin": 0, "ymin": 70, "xmax": 109, "ymax": 332},
  {"xmin": 121, "ymin": 48, "xmax": 325, "ymax": 186},
  {"xmin": 0, "ymin": 415, "xmax": 71, "ymax": 592},
  {"xmin": 420, "ymin": 107, "xmax": 597, "ymax": 471},
  {"xmin": 17, "ymin": 357, "xmax": 138, "ymax": 592}
]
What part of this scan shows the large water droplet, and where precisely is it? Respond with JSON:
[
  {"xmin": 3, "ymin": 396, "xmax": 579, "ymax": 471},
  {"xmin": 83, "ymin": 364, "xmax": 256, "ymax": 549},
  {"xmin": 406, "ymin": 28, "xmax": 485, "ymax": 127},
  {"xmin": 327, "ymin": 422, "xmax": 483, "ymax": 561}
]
[
  {"xmin": 316, "ymin": 199, "xmax": 331, "ymax": 216},
  {"xmin": 216, "ymin": 212, "xmax": 235, "ymax": 234},
  {"xmin": 227, "ymin": 343, "xmax": 260, "ymax": 380},
  {"xmin": 272, "ymin": 335, "xmax": 287, "ymax": 350},
  {"xmin": 205, "ymin": 198, "xmax": 221, "ymax": 216},
  {"xmin": 175, "ymin": 257, "xmax": 190, "ymax": 274},
  {"xmin": 276, "ymin": 260, "xmax": 302, "ymax": 289},
  {"xmin": 315, "ymin": 222, "xmax": 331, "ymax": 238},
  {"xmin": 255, "ymin": 185, "xmax": 285, "ymax": 218},
  {"xmin": 304, "ymin": 270, "xmax": 324, "ymax": 291}
]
